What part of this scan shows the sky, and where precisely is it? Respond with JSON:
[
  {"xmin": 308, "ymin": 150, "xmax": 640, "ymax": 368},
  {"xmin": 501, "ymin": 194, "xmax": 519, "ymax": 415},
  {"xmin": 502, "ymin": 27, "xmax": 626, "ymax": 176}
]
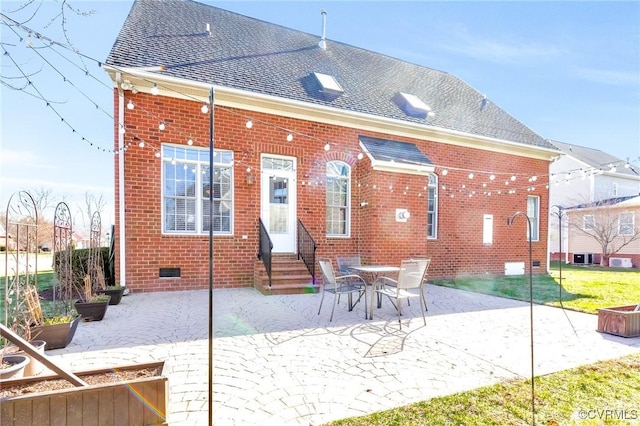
[{"xmin": 1, "ymin": 0, "xmax": 639, "ymax": 233}]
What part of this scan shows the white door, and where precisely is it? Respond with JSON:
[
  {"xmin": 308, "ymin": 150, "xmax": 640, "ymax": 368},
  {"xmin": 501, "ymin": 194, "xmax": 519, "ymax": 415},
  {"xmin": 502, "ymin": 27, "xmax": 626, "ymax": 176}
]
[{"xmin": 261, "ymin": 155, "xmax": 297, "ymax": 253}]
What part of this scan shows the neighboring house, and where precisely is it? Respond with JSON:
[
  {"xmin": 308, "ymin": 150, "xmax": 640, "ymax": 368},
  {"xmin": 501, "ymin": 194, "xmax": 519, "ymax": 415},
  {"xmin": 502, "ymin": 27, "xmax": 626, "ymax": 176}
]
[
  {"xmin": 547, "ymin": 140, "xmax": 640, "ymax": 264},
  {"xmin": 564, "ymin": 195, "xmax": 640, "ymax": 268},
  {"xmin": 104, "ymin": 0, "xmax": 560, "ymax": 293},
  {"xmin": 0, "ymin": 222, "xmax": 16, "ymax": 252}
]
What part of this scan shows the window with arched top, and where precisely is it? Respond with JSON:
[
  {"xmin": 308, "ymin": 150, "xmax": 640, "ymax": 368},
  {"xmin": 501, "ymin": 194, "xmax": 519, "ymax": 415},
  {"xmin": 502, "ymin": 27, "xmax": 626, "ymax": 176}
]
[{"xmin": 326, "ymin": 161, "xmax": 351, "ymax": 236}]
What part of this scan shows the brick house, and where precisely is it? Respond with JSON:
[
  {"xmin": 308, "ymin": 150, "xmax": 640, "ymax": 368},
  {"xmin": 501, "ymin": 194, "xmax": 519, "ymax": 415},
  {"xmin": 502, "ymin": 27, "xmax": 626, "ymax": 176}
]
[{"xmin": 104, "ymin": 0, "xmax": 560, "ymax": 293}]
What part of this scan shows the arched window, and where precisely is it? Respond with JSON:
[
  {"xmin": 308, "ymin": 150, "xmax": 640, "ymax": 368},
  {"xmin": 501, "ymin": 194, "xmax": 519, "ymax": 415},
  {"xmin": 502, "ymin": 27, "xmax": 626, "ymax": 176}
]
[
  {"xmin": 326, "ymin": 161, "xmax": 351, "ymax": 236},
  {"xmin": 427, "ymin": 174, "xmax": 438, "ymax": 239}
]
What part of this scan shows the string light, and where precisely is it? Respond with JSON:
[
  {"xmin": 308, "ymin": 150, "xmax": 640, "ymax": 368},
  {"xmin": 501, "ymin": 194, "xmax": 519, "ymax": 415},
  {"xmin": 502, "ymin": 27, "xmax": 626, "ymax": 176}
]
[
  {"xmin": 127, "ymin": 100, "xmax": 134, "ymax": 110},
  {"xmin": 187, "ymin": 138, "xmax": 193, "ymax": 146},
  {"xmin": 324, "ymin": 142, "xmax": 330, "ymax": 151},
  {"xmin": 246, "ymin": 118, "xmax": 253, "ymax": 129},
  {"xmin": 201, "ymin": 103, "xmax": 209, "ymax": 114},
  {"xmin": 357, "ymin": 152, "xmax": 364, "ymax": 160},
  {"xmin": 151, "ymin": 83, "xmax": 159, "ymax": 96},
  {"xmin": 159, "ymin": 121, "xmax": 166, "ymax": 131},
  {"xmin": 286, "ymin": 132, "xmax": 293, "ymax": 142}
]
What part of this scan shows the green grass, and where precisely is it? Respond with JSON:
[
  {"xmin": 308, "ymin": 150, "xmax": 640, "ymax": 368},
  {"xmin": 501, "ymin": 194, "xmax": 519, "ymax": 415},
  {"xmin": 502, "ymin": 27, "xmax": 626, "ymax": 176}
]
[
  {"xmin": 326, "ymin": 353, "xmax": 640, "ymax": 426},
  {"xmin": 432, "ymin": 262, "xmax": 640, "ymax": 314}
]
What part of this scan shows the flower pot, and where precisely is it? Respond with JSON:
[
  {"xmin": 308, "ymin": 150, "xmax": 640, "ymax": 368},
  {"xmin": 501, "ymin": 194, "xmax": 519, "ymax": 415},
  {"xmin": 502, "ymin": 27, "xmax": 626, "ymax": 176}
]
[
  {"xmin": 75, "ymin": 297, "xmax": 110, "ymax": 321},
  {"xmin": 30, "ymin": 316, "xmax": 81, "ymax": 350},
  {"xmin": 22, "ymin": 340, "xmax": 47, "ymax": 376},
  {"xmin": 97, "ymin": 287, "xmax": 124, "ymax": 305},
  {"xmin": 0, "ymin": 354, "xmax": 30, "ymax": 381}
]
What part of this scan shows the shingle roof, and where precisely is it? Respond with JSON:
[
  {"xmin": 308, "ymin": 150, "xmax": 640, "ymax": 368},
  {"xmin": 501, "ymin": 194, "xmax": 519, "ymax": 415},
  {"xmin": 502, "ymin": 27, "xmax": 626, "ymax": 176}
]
[
  {"xmin": 106, "ymin": 0, "xmax": 557, "ymax": 150},
  {"xmin": 566, "ymin": 195, "xmax": 640, "ymax": 210},
  {"xmin": 549, "ymin": 140, "xmax": 640, "ymax": 177}
]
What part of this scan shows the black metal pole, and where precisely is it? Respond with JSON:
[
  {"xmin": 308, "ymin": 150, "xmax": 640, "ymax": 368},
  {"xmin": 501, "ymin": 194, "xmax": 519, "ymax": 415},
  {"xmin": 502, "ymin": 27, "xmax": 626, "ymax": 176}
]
[
  {"xmin": 208, "ymin": 87, "xmax": 215, "ymax": 426},
  {"xmin": 508, "ymin": 211, "xmax": 535, "ymax": 426}
]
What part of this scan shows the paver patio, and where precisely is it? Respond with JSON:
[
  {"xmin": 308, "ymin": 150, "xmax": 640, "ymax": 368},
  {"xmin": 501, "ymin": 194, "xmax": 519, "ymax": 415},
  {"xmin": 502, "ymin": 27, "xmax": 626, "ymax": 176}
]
[{"xmin": 43, "ymin": 284, "xmax": 640, "ymax": 425}]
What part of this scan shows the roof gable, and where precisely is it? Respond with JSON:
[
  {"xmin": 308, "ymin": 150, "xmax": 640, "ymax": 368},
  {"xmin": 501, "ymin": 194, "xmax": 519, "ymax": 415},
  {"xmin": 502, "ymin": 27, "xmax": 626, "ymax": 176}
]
[{"xmin": 107, "ymin": 0, "xmax": 557, "ymax": 151}]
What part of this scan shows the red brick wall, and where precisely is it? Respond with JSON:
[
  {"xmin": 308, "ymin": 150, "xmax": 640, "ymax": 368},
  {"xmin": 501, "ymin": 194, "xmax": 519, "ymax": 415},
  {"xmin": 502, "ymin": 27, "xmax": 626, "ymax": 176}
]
[{"xmin": 114, "ymin": 91, "xmax": 550, "ymax": 292}]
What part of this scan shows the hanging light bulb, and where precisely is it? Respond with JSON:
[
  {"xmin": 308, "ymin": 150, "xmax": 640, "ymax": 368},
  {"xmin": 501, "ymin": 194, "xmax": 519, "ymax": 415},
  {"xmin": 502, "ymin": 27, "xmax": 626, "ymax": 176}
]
[
  {"xmin": 187, "ymin": 138, "xmax": 193, "ymax": 146},
  {"xmin": 357, "ymin": 152, "xmax": 364, "ymax": 160},
  {"xmin": 286, "ymin": 132, "xmax": 293, "ymax": 142},
  {"xmin": 155, "ymin": 151, "xmax": 161, "ymax": 158},
  {"xmin": 151, "ymin": 83, "xmax": 159, "ymax": 96},
  {"xmin": 201, "ymin": 103, "xmax": 209, "ymax": 114},
  {"xmin": 127, "ymin": 100, "xmax": 134, "ymax": 110},
  {"xmin": 468, "ymin": 173, "xmax": 474, "ymax": 179},
  {"xmin": 246, "ymin": 118, "xmax": 253, "ymax": 129},
  {"xmin": 510, "ymin": 175, "xmax": 516, "ymax": 181},
  {"xmin": 324, "ymin": 142, "xmax": 330, "ymax": 151},
  {"xmin": 442, "ymin": 169, "xmax": 448, "ymax": 176},
  {"xmin": 119, "ymin": 125, "xmax": 126, "ymax": 134},
  {"xmin": 159, "ymin": 121, "xmax": 166, "ymax": 131},
  {"xmin": 489, "ymin": 174, "xmax": 495, "ymax": 181},
  {"xmin": 138, "ymin": 141, "xmax": 145, "ymax": 148}
]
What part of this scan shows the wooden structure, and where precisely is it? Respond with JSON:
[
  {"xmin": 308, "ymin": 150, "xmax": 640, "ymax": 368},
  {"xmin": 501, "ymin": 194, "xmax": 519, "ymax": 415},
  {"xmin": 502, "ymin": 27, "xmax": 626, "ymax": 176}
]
[{"xmin": 597, "ymin": 305, "xmax": 640, "ymax": 338}]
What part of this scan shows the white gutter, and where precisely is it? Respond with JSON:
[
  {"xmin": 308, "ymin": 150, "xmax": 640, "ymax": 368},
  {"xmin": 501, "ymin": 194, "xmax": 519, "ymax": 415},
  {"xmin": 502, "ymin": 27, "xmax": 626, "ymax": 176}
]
[
  {"xmin": 115, "ymin": 72, "xmax": 126, "ymax": 289},
  {"xmin": 102, "ymin": 65, "xmax": 561, "ymax": 162}
]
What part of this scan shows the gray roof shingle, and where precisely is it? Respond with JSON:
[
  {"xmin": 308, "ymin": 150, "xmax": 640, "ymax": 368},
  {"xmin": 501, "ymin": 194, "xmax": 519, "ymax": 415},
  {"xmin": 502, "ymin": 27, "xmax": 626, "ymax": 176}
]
[
  {"xmin": 106, "ymin": 0, "xmax": 557, "ymax": 150},
  {"xmin": 550, "ymin": 140, "xmax": 640, "ymax": 177}
]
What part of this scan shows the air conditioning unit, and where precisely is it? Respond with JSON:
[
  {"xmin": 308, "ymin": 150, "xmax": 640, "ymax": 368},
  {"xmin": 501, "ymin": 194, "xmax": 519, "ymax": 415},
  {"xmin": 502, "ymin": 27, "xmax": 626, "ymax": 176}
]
[
  {"xmin": 573, "ymin": 253, "xmax": 593, "ymax": 265},
  {"xmin": 609, "ymin": 257, "xmax": 633, "ymax": 268}
]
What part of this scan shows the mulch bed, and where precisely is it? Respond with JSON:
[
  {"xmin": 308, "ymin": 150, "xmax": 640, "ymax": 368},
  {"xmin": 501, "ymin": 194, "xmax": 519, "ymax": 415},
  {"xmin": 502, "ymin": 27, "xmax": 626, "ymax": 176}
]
[{"xmin": 0, "ymin": 365, "xmax": 163, "ymax": 399}]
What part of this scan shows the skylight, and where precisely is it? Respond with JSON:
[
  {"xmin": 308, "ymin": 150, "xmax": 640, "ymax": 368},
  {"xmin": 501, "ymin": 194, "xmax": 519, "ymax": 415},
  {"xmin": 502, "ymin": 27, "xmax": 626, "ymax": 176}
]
[
  {"xmin": 313, "ymin": 72, "xmax": 344, "ymax": 95},
  {"xmin": 393, "ymin": 92, "xmax": 435, "ymax": 118}
]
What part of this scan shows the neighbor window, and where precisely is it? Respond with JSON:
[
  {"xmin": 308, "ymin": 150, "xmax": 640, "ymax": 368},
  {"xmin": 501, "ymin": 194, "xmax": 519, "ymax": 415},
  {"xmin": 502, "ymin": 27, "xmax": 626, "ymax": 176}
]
[
  {"xmin": 526, "ymin": 196, "xmax": 539, "ymax": 241},
  {"xmin": 583, "ymin": 215, "xmax": 595, "ymax": 231},
  {"xmin": 427, "ymin": 174, "xmax": 438, "ymax": 239},
  {"xmin": 162, "ymin": 144, "xmax": 233, "ymax": 234},
  {"xmin": 326, "ymin": 161, "xmax": 350, "ymax": 236},
  {"xmin": 619, "ymin": 212, "xmax": 634, "ymax": 236}
]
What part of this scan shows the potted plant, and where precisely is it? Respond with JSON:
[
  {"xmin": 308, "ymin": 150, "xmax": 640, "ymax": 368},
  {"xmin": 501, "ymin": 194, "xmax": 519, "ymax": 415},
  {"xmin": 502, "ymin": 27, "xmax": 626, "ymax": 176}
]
[
  {"xmin": 74, "ymin": 294, "xmax": 110, "ymax": 321},
  {"xmin": 96, "ymin": 284, "xmax": 125, "ymax": 305},
  {"xmin": 0, "ymin": 352, "xmax": 30, "ymax": 381}
]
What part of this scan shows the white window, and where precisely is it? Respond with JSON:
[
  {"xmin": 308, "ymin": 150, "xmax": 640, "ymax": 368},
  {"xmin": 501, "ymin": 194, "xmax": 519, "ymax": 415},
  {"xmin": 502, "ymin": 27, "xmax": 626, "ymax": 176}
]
[
  {"xmin": 583, "ymin": 215, "xmax": 595, "ymax": 231},
  {"xmin": 427, "ymin": 174, "xmax": 438, "ymax": 239},
  {"xmin": 162, "ymin": 144, "xmax": 233, "ymax": 234},
  {"xmin": 619, "ymin": 212, "xmax": 634, "ymax": 236},
  {"xmin": 526, "ymin": 196, "xmax": 539, "ymax": 241},
  {"xmin": 326, "ymin": 161, "xmax": 350, "ymax": 236}
]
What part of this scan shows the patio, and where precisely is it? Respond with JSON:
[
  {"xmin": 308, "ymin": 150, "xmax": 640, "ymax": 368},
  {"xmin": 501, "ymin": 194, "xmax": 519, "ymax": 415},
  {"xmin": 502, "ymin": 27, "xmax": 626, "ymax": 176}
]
[{"xmin": 43, "ymin": 284, "xmax": 640, "ymax": 425}]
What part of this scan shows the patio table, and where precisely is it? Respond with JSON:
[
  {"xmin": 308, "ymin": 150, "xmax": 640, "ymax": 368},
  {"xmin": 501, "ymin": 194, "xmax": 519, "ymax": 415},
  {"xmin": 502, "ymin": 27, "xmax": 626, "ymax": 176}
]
[{"xmin": 347, "ymin": 265, "xmax": 400, "ymax": 319}]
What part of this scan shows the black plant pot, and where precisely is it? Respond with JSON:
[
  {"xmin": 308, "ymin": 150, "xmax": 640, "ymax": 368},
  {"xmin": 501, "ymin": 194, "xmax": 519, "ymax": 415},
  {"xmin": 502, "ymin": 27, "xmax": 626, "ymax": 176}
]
[
  {"xmin": 97, "ymin": 287, "xmax": 124, "ymax": 305},
  {"xmin": 30, "ymin": 316, "xmax": 81, "ymax": 350},
  {"xmin": 75, "ymin": 297, "xmax": 110, "ymax": 321}
]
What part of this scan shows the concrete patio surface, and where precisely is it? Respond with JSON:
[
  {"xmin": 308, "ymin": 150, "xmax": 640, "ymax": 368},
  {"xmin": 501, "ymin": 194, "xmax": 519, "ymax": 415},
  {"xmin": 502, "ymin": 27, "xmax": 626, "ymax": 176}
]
[{"xmin": 43, "ymin": 284, "xmax": 640, "ymax": 425}]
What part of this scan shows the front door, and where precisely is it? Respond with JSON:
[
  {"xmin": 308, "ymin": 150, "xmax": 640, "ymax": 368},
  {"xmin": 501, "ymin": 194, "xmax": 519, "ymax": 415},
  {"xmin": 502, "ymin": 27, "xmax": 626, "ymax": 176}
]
[{"xmin": 261, "ymin": 155, "xmax": 297, "ymax": 253}]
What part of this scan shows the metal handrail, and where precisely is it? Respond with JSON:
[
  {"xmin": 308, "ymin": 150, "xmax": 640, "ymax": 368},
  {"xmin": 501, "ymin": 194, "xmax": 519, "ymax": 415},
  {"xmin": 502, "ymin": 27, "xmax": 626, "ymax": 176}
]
[
  {"xmin": 258, "ymin": 219, "xmax": 273, "ymax": 289},
  {"xmin": 297, "ymin": 220, "xmax": 317, "ymax": 285}
]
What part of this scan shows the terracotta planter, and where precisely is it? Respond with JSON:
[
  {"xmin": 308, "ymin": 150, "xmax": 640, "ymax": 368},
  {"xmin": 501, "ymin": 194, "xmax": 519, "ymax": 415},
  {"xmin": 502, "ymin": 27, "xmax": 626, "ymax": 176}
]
[
  {"xmin": 0, "ymin": 355, "xmax": 29, "ymax": 381},
  {"xmin": 75, "ymin": 297, "xmax": 110, "ymax": 321},
  {"xmin": 30, "ymin": 316, "xmax": 80, "ymax": 350},
  {"xmin": 597, "ymin": 305, "xmax": 640, "ymax": 338},
  {"xmin": 0, "ymin": 361, "xmax": 168, "ymax": 425},
  {"xmin": 97, "ymin": 287, "xmax": 124, "ymax": 305}
]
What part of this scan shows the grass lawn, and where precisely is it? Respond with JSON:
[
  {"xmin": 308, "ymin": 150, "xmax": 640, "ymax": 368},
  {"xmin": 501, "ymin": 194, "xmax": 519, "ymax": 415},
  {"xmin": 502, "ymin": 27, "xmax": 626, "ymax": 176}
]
[
  {"xmin": 326, "ymin": 352, "xmax": 640, "ymax": 426},
  {"xmin": 432, "ymin": 262, "xmax": 640, "ymax": 314}
]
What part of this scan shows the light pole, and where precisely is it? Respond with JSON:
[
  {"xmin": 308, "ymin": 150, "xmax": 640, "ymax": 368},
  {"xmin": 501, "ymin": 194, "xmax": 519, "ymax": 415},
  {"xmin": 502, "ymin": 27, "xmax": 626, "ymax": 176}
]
[
  {"xmin": 208, "ymin": 87, "xmax": 215, "ymax": 426},
  {"xmin": 507, "ymin": 211, "xmax": 535, "ymax": 426},
  {"xmin": 551, "ymin": 205, "xmax": 565, "ymax": 306}
]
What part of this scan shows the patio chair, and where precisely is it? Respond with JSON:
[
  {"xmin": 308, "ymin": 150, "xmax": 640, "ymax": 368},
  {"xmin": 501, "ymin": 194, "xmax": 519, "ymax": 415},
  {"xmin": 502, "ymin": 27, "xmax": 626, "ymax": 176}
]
[
  {"xmin": 317, "ymin": 258, "xmax": 367, "ymax": 321},
  {"xmin": 373, "ymin": 258, "xmax": 430, "ymax": 328},
  {"xmin": 336, "ymin": 255, "xmax": 362, "ymax": 275}
]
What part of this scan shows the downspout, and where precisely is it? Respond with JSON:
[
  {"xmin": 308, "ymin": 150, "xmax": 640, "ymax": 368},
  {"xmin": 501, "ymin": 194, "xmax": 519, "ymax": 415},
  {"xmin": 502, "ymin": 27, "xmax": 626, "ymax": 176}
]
[{"xmin": 116, "ymin": 72, "xmax": 127, "ymax": 290}]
